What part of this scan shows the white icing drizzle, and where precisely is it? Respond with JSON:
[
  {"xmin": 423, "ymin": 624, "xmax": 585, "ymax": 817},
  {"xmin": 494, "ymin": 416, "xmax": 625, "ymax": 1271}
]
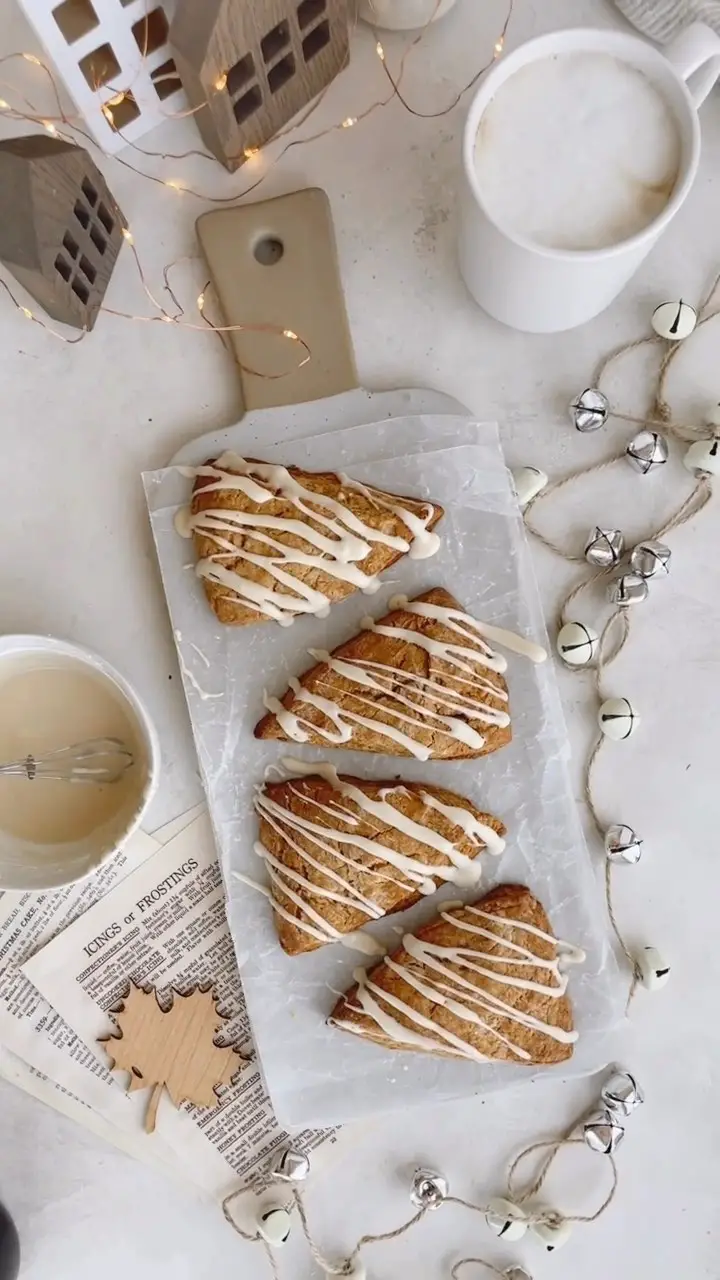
[
  {"xmin": 261, "ymin": 596, "xmax": 536, "ymax": 758},
  {"xmin": 176, "ymin": 454, "xmax": 441, "ymax": 625},
  {"xmin": 330, "ymin": 902, "xmax": 583, "ymax": 1062},
  {"xmin": 244, "ymin": 763, "xmax": 503, "ymax": 947}
]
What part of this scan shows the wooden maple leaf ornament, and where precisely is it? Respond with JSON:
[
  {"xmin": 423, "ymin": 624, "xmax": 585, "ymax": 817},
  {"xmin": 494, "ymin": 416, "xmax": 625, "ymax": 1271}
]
[{"xmin": 101, "ymin": 984, "xmax": 240, "ymax": 1133}]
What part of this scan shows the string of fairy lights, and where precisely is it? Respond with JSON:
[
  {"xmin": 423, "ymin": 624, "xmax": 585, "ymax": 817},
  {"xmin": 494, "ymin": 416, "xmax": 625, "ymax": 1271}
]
[{"xmin": 0, "ymin": 2, "xmax": 513, "ymax": 359}]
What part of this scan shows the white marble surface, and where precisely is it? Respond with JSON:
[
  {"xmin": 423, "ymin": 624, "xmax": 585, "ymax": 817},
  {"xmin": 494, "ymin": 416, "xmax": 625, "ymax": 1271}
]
[{"xmin": 1, "ymin": 0, "xmax": 719, "ymax": 1276}]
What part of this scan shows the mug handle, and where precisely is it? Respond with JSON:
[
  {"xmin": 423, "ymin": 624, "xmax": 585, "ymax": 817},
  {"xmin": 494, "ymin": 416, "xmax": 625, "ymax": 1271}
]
[{"xmin": 663, "ymin": 21, "xmax": 720, "ymax": 107}]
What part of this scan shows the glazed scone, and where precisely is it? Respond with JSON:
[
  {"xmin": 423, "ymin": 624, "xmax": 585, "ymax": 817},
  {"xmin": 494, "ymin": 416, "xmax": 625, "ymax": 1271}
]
[
  {"xmin": 256, "ymin": 588, "xmax": 545, "ymax": 760},
  {"xmin": 252, "ymin": 764, "xmax": 507, "ymax": 955},
  {"xmin": 329, "ymin": 885, "xmax": 582, "ymax": 1065},
  {"xmin": 177, "ymin": 453, "xmax": 444, "ymax": 626}
]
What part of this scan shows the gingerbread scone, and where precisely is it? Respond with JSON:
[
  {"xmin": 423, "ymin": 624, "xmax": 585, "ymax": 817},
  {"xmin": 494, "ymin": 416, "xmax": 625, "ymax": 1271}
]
[
  {"xmin": 176, "ymin": 453, "xmax": 444, "ymax": 626},
  {"xmin": 329, "ymin": 885, "xmax": 582, "ymax": 1065},
  {"xmin": 249, "ymin": 763, "xmax": 507, "ymax": 955},
  {"xmin": 255, "ymin": 588, "xmax": 547, "ymax": 760}
]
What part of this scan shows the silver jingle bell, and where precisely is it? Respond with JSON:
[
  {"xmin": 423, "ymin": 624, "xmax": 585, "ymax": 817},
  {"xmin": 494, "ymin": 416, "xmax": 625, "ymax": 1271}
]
[
  {"xmin": 629, "ymin": 539, "xmax": 671, "ymax": 579},
  {"xmin": 626, "ymin": 429, "xmax": 669, "ymax": 474},
  {"xmin": 570, "ymin": 387, "xmax": 610, "ymax": 432},
  {"xmin": 410, "ymin": 1168, "xmax": 448, "ymax": 1210},
  {"xmin": 601, "ymin": 1066, "xmax": 645, "ymax": 1116},
  {"xmin": 270, "ymin": 1146, "xmax": 310, "ymax": 1183},
  {"xmin": 584, "ymin": 526, "xmax": 624, "ymax": 569},
  {"xmin": 583, "ymin": 1108, "xmax": 625, "ymax": 1154},
  {"xmin": 605, "ymin": 824, "xmax": 643, "ymax": 865},
  {"xmin": 608, "ymin": 573, "xmax": 649, "ymax": 607},
  {"xmin": 651, "ymin": 299, "xmax": 697, "ymax": 341}
]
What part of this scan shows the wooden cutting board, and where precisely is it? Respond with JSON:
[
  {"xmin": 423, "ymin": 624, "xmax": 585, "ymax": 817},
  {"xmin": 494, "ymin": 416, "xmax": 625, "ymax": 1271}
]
[{"xmin": 171, "ymin": 187, "xmax": 466, "ymax": 466}]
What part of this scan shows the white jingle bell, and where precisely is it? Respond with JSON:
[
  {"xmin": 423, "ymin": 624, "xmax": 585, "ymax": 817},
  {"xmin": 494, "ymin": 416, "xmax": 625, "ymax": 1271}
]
[
  {"xmin": 556, "ymin": 621, "xmax": 598, "ymax": 667},
  {"xmin": 485, "ymin": 1197, "xmax": 528, "ymax": 1241},
  {"xmin": 634, "ymin": 946, "xmax": 670, "ymax": 990},
  {"xmin": 570, "ymin": 387, "xmax": 610, "ymax": 432},
  {"xmin": 601, "ymin": 1067, "xmax": 645, "ymax": 1116},
  {"xmin": 684, "ymin": 438, "xmax": 720, "ymax": 476},
  {"xmin": 511, "ymin": 466, "xmax": 548, "ymax": 507},
  {"xmin": 599, "ymin": 697, "xmax": 638, "ymax": 740},
  {"xmin": 604, "ymin": 824, "xmax": 643, "ymax": 865},
  {"xmin": 530, "ymin": 1213, "xmax": 573, "ymax": 1252},
  {"xmin": 626, "ymin": 429, "xmax": 669, "ymax": 474},
  {"xmin": 257, "ymin": 1206, "xmax": 292, "ymax": 1247},
  {"xmin": 629, "ymin": 539, "xmax": 671, "ymax": 579},
  {"xmin": 583, "ymin": 1108, "xmax": 625, "ymax": 1154},
  {"xmin": 651, "ymin": 299, "xmax": 697, "ymax": 341}
]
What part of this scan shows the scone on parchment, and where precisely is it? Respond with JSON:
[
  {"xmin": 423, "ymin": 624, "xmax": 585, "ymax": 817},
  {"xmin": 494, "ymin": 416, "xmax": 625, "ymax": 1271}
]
[
  {"xmin": 329, "ymin": 885, "xmax": 583, "ymax": 1066},
  {"xmin": 178, "ymin": 453, "xmax": 444, "ymax": 626},
  {"xmin": 252, "ymin": 765, "xmax": 506, "ymax": 955},
  {"xmin": 255, "ymin": 588, "xmax": 545, "ymax": 760}
]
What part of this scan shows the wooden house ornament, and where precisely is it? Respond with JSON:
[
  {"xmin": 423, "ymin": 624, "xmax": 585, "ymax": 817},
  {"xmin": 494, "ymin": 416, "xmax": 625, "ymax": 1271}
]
[
  {"xmin": 171, "ymin": 0, "xmax": 351, "ymax": 172},
  {"xmin": 0, "ymin": 136, "xmax": 125, "ymax": 330}
]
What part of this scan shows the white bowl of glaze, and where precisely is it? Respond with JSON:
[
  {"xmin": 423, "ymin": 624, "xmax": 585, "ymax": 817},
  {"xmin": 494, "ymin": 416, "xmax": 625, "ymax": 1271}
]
[{"xmin": 0, "ymin": 635, "xmax": 160, "ymax": 891}]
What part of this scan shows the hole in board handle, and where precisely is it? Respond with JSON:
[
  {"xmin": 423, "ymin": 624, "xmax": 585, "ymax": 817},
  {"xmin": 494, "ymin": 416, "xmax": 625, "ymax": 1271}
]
[{"xmin": 253, "ymin": 236, "xmax": 285, "ymax": 266}]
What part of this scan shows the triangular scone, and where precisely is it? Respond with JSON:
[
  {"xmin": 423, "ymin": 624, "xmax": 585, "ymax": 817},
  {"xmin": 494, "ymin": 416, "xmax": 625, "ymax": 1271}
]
[
  {"xmin": 255, "ymin": 588, "xmax": 546, "ymax": 760},
  {"xmin": 253, "ymin": 765, "xmax": 507, "ymax": 955},
  {"xmin": 329, "ymin": 885, "xmax": 581, "ymax": 1065},
  {"xmin": 178, "ymin": 453, "xmax": 444, "ymax": 626}
]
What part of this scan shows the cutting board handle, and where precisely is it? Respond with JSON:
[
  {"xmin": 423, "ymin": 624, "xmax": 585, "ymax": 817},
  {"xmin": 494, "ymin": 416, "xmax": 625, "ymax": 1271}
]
[{"xmin": 196, "ymin": 188, "xmax": 359, "ymax": 413}]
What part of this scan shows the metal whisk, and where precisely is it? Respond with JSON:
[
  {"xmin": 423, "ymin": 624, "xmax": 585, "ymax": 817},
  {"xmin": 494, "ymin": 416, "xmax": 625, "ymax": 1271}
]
[{"xmin": 0, "ymin": 737, "xmax": 134, "ymax": 784}]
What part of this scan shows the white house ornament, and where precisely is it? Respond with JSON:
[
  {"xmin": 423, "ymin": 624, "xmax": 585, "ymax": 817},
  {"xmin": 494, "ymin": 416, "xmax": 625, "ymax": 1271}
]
[
  {"xmin": 570, "ymin": 387, "xmax": 610, "ymax": 432},
  {"xmin": 584, "ymin": 526, "xmax": 624, "ymax": 569},
  {"xmin": 270, "ymin": 1146, "xmax": 310, "ymax": 1183},
  {"xmin": 599, "ymin": 697, "xmax": 638, "ymax": 740},
  {"xmin": 583, "ymin": 1109, "xmax": 625, "ymax": 1154},
  {"xmin": 410, "ymin": 1168, "xmax": 448, "ymax": 1210},
  {"xmin": 601, "ymin": 1068, "xmax": 644, "ymax": 1116},
  {"xmin": 634, "ymin": 946, "xmax": 670, "ymax": 990},
  {"xmin": 485, "ymin": 1197, "xmax": 528, "ymax": 1241},
  {"xmin": 530, "ymin": 1214, "xmax": 573, "ymax": 1251},
  {"xmin": 629, "ymin": 540, "xmax": 671, "ymax": 579},
  {"xmin": 683, "ymin": 437, "xmax": 720, "ymax": 475},
  {"xmin": 257, "ymin": 1206, "xmax": 292, "ymax": 1247},
  {"xmin": 651, "ymin": 299, "xmax": 697, "ymax": 341},
  {"xmin": 556, "ymin": 621, "xmax": 598, "ymax": 667},
  {"xmin": 626, "ymin": 429, "xmax": 669, "ymax": 474},
  {"xmin": 511, "ymin": 466, "xmax": 548, "ymax": 507},
  {"xmin": 605, "ymin": 824, "xmax": 643, "ymax": 865},
  {"xmin": 608, "ymin": 573, "xmax": 649, "ymax": 607}
]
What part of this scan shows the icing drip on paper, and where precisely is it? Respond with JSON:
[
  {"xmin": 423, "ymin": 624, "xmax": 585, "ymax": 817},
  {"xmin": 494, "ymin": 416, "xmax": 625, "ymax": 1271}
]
[
  {"xmin": 175, "ymin": 454, "xmax": 441, "ymax": 625},
  {"xmin": 330, "ymin": 903, "xmax": 584, "ymax": 1062},
  {"xmin": 261, "ymin": 597, "xmax": 544, "ymax": 758},
  {"xmin": 245, "ymin": 763, "xmax": 504, "ymax": 947}
]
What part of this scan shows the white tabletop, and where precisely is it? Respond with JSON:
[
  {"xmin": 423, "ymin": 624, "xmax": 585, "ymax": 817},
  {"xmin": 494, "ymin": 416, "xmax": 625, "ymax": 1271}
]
[{"xmin": 2, "ymin": 0, "xmax": 719, "ymax": 1276}]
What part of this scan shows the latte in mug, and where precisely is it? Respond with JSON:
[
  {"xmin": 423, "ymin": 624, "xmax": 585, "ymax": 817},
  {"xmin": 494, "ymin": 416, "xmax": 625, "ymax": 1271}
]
[{"xmin": 474, "ymin": 52, "xmax": 682, "ymax": 252}]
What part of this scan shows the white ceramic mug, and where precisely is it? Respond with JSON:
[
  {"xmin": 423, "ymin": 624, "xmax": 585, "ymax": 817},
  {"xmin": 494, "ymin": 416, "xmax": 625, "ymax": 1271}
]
[{"xmin": 458, "ymin": 23, "xmax": 720, "ymax": 333}]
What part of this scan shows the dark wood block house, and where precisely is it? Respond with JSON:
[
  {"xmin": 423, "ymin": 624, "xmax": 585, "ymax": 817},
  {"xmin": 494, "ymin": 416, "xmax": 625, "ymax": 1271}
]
[{"xmin": 0, "ymin": 136, "xmax": 125, "ymax": 331}]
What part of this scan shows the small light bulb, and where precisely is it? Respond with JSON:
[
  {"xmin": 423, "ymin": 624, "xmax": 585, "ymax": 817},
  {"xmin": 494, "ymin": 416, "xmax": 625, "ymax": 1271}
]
[
  {"xmin": 122, "ymin": 227, "xmax": 134, "ymax": 244},
  {"xmin": 341, "ymin": 116, "xmax": 357, "ymax": 128},
  {"xmin": 214, "ymin": 73, "xmax": 227, "ymax": 91},
  {"xmin": 196, "ymin": 293, "xmax": 205, "ymax": 312},
  {"xmin": 20, "ymin": 306, "xmax": 33, "ymax": 319},
  {"xmin": 0, "ymin": 99, "xmax": 8, "ymax": 110},
  {"xmin": 376, "ymin": 41, "xmax": 385, "ymax": 61},
  {"xmin": 162, "ymin": 315, "xmax": 173, "ymax": 323},
  {"xmin": 283, "ymin": 329, "xmax": 298, "ymax": 341},
  {"xmin": 42, "ymin": 120, "xmax": 58, "ymax": 135},
  {"xmin": 101, "ymin": 104, "xmax": 115, "ymax": 123},
  {"xmin": 166, "ymin": 179, "xmax": 184, "ymax": 192},
  {"xmin": 494, "ymin": 37, "xmax": 504, "ymax": 55},
  {"xmin": 243, "ymin": 146, "xmax": 260, "ymax": 159},
  {"xmin": 107, "ymin": 91, "xmax": 126, "ymax": 107},
  {"xmin": 23, "ymin": 53, "xmax": 41, "ymax": 65}
]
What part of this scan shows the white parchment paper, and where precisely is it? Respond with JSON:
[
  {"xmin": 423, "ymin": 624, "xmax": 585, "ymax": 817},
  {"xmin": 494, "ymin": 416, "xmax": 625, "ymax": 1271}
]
[{"xmin": 144, "ymin": 416, "xmax": 623, "ymax": 1129}]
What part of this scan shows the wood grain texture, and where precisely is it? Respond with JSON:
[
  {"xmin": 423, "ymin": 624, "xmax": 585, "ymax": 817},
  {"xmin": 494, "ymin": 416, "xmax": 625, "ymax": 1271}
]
[
  {"xmin": 171, "ymin": 0, "xmax": 350, "ymax": 171},
  {"xmin": 196, "ymin": 188, "xmax": 358, "ymax": 409},
  {"xmin": 0, "ymin": 136, "xmax": 125, "ymax": 330}
]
